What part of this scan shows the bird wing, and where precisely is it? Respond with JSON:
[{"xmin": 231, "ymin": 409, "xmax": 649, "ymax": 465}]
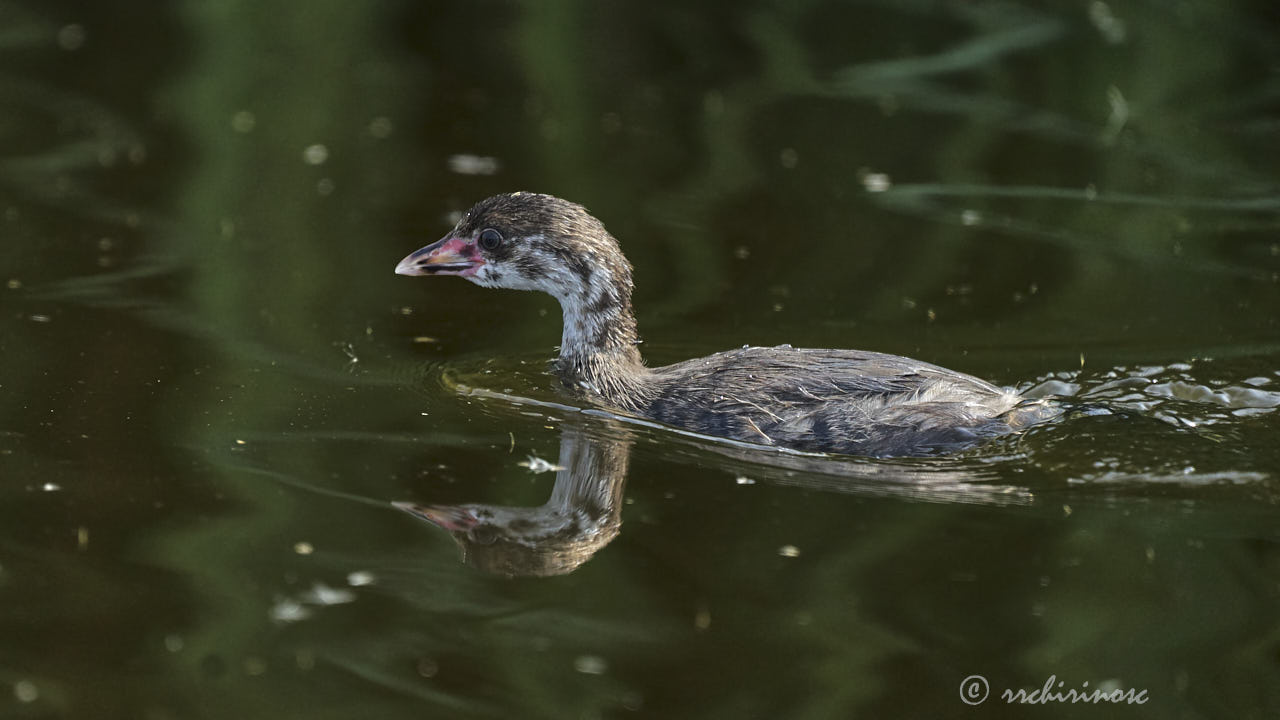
[{"xmin": 646, "ymin": 345, "xmax": 1018, "ymax": 456}]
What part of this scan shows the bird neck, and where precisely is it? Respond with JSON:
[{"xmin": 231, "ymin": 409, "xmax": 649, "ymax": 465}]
[
  {"xmin": 553, "ymin": 284, "xmax": 651, "ymax": 406},
  {"xmin": 548, "ymin": 425, "xmax": 630, "ymax": 519}
]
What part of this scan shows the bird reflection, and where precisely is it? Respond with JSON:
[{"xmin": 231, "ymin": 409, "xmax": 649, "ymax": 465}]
[
  {"xmin": 395, "ymin": 400, "xmax": 1036, "ymax": 577},
  {"xmin": 395, "ymin": 422, "xmax": 630, "ymax": 577}
]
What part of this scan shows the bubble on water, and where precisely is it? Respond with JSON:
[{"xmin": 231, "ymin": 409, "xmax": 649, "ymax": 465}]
[
  {"xmin": 346, "ymin": 570, "xmax": 376, "ymax": 586},
  {"xmin": 302, "ymin": 144, "xmax": 329, "ymax": 165},
  {"xmin": 300, "ymin": 582, "xmax": 355, "ymax": 605},
  {"xmin": 369, "ymin": 116, "xmax": 393, "ymax": 138},
  {"xmin": 231, "ymin": 111, "xmax": 256, "ymax": 133},
  {"xmin": 573, "ymin": 655, "xmax": 608, "ymax": 675},
  {"xmin": 862, "ymin": 172, "xmax": 892, "ymax": 192},
  {"xmin": 270, "ymin": 597, "xmax": 310, "ymax": 623},
  {"xmin": 447, "ymin": 154, "xmax": 501, "ymax": 175},
  {"xmin": 13, "ymin": 680, "xmax": 38, "ymax": 703}
]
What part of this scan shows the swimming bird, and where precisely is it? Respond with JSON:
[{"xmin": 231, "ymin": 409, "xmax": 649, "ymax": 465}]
[{"xmin": 397, "ymin": 192, "xmax": 1045, "ymax": 457}]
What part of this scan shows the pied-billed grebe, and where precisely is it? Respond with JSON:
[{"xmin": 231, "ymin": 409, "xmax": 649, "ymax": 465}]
[{"xmin": 397, "ymin": 192, "xmax": 1045, "ymax": 457}]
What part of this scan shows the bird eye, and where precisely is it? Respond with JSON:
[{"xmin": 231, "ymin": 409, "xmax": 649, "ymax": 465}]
[{"xmin": 478, "ymin": 228, "xmax": 503, "ymax": 251}]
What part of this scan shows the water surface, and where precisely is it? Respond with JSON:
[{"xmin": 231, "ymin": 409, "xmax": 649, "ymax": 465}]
[{"xmin": 2, "ymin": 1, "xmax": 1278, "ymax": 718}]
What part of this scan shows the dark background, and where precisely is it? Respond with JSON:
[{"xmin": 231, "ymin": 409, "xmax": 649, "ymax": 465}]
[{"xmin": 1, "ymin": 1, "xmax": 1278, "ymax": 718}]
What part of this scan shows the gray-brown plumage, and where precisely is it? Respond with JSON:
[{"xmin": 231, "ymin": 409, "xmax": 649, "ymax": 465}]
[{"xmin": 397, "ymin": 192, "xmax": 1047, "ymax": 457}]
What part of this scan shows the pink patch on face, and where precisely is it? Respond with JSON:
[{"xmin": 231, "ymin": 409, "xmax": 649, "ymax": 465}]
[
  {"xmin": 440, "ymin": 237, "xmax": 484, "ymax": 276},
  {"xmin": 396, "ymin": 235, "xmax": 486, "ymax": 277},
  {"xmin": 436, "ymin": 236, "xmax": 472, "ymax": 256}
]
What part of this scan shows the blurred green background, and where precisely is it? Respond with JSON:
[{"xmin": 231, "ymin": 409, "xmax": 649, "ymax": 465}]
[{"xmin": 1, "ymin": 1, "xmax": 1278, "ymax": 718}]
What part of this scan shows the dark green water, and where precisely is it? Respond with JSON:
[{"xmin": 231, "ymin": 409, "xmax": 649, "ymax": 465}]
[{"xmin": 2, "ymin": 1, "xmax": 1279, "ymax": 718}]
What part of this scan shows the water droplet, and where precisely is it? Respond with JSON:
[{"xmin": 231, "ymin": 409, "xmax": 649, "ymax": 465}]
[
  {"xmin": 347, "ymin": 571, "xmax": 376, "ymax": 586},
  {"xmin": 269, "ymin": 597, "xmax": 310, "ymax": 623},
  {"xmin": 862, "ymin": 172, "xmax": 891, "ymax": 192},
  {"xmin": 302, "ymin": 144, "xmax": 329, "ymax": 165},
  {"xmin": 13, "ymin": 680, "xmax": 38, "ymax": 703},
  {"xmin": 231, "ymin": 111, "xmax": 256, "ymax": 133},
  {"xmin": 573, "ymin": 655, "xmax": 608, "ymax": 675},
  {"xmin": 447, "ymin": 154, "xmax": 501, "ymax": 175},
  {"xmin": 369, "ymin": 116, "xmax": 393, "ymax": 138},
  {"xmin": 301, "ymin": 582, "xmax": 355, "ymax": 605}
]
